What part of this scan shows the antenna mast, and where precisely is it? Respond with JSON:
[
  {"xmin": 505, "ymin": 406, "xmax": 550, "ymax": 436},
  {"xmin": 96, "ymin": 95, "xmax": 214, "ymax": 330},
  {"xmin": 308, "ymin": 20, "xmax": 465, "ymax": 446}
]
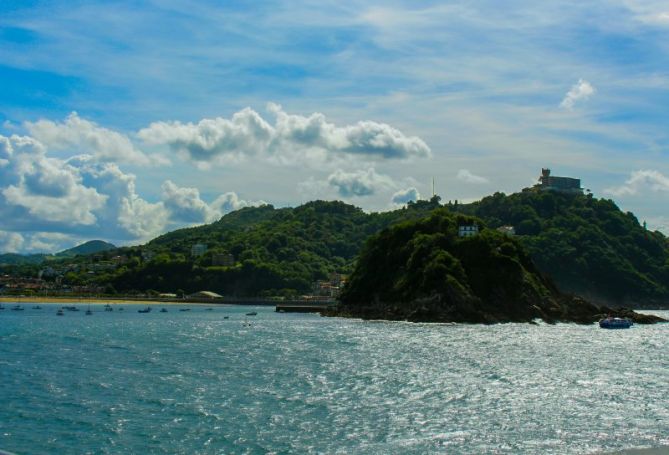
[{"xmin": 432, "ymin": 177, "xmax": 435, "ymax": 197}]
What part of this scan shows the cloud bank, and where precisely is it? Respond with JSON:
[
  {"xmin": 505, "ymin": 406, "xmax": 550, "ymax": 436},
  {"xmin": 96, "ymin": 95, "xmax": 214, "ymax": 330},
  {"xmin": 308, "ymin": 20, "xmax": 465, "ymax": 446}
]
[
  {"xmin": 327, "ymin": 168, "xmax": 395, "ymax": 197},
  {"xmin": 138, "ymin": 104, "xmax": 431, "ymax": 166},
  {"xmin": 25, "ymin": 112, "xmax": 168, "ymax": 166},
  {"xmin": 0, "ymin": 133, "xmax": 259, "ymax": 253}
]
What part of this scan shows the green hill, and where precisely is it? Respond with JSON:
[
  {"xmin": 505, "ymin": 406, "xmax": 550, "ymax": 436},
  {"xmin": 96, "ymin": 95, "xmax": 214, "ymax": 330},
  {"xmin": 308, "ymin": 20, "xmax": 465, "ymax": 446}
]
[
  {"xmin": 455, "ymin": 190, "xmax": 669, "ymax": 306},
  {"xmin": 330, "ymin": 209, "xmax": 662, "ymax": 323},
  {"xmin": 56, "ymin": 240, "xmax": 117, "ymax": 257},
  {"xmin": 108, "ymin": 200, "xmax": 442, "ymax": 296},
  {"xmin": 8, "ymin": 190, "xmax": 667, "ymax": 308}
]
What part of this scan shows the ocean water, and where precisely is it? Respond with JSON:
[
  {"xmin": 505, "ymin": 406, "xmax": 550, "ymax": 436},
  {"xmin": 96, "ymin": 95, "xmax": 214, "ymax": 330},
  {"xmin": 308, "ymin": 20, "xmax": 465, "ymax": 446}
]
[{"xmin": 0, "ymin": 303, "xmax": 668, "ymax": 455}]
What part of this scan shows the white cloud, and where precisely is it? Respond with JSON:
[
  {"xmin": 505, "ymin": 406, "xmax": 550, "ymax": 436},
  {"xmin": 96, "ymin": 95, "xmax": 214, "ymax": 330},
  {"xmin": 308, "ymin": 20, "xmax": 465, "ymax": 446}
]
[
  {"xmin": 138, "ymin": 104, "xmax": 431, "ymax": 166},
  {"xmin": 26, "ymin": 232, "xmax": 74, "ymax": 253},
  {"xmin": 138, "ymin": 108, "xmax": 274, "ymax": 164},
  {"xmin": 327, "ymin": 168, "xmax": 395, "ymax": 197},
  {"xmin": 604, "ymin": 170, "xmax": 669, "ymax": 196},
  {"xmin": 211, "ymin": 192, "xmax": 262, "ymax": 215},
  {"xmin": 560, "ymin": 79, "xmax": 595, "ymax": 110},
  {"xmin": 391, "ymin": 187, "xmax": 420, "ymax": 205},
  {"xmin": 0, "ymin": 231, "xmax": 25, "ymax": 254},
  {"xmin": 161, "ymin": 180, "xmax": 217, "ymax": 224},
  {"xmin": 0, "ymin": 135, "xmax": 107, "ymax": 226},
  {"xmin": 456, "ymin": 169, "xmax": 489, "ymax": 184},
  {"xmin": 25, "ymin": 112, "xmax": 168, "ymax": 166}
]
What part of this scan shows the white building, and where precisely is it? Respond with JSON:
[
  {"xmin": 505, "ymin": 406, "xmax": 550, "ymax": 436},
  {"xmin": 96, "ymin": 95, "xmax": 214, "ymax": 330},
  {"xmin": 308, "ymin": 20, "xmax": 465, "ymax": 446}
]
[
  {"xmin": 191, "ymin": 243, "xmax": 208, "ymax": 257},
  {"xmin": 458, "ymin": 224, "xmax": 479, "ymax": 237}
]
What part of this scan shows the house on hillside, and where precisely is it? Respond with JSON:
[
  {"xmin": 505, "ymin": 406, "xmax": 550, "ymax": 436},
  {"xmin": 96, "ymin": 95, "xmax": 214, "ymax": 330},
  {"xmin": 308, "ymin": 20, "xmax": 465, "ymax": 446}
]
[
  {"xmin": 191, "ymin": 243, "xmax": 208, "ymax": 257},
  {"xmin": 458, "ymin": 224, "xmax": 479, "ymax": 237}
]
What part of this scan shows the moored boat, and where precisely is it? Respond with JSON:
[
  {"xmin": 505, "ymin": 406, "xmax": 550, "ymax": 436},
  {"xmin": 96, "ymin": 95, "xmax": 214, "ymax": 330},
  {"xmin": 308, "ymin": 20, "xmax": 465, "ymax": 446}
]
[
  {"xmin": 138, "ymin": 307, "xmax": 151, "ymax": 313},
  {"xmin": 599, "ymin": 316, "xmax": 633, "ymax": 329}
]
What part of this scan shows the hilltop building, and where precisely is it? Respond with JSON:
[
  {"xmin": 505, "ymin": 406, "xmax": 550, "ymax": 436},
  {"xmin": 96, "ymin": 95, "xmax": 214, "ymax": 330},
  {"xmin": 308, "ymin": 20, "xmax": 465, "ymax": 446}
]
[{"xmin": 536, "ymin": 168, "xmax": 582, "ymax": 193}]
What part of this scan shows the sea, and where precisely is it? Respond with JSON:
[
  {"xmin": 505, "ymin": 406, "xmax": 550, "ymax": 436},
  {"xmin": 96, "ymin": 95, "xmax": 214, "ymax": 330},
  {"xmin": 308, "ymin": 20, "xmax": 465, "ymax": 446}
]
[{"xmin": 1, "ymin": 303, "xmax": 668, "ymax": 455}]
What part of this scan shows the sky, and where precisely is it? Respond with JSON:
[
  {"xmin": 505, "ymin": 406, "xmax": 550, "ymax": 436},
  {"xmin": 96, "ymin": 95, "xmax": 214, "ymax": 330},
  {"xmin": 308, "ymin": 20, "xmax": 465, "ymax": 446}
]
[{"xmin": 1, "ymin": 0, "xmax": 669, "ymax": 253}]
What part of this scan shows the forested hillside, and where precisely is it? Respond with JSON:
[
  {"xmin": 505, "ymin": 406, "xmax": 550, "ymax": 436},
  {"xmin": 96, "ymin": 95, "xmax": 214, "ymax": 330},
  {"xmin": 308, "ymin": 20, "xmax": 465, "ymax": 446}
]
[
  {"xmin": 458, "ymin": 190, "xmax": 669, "ymax": 305},
  {"xmin": 333, "ymin": 209, "xmax": 662, "ymax": 323},
  {"xmin": 107, "ymin": 199, "xmax": 442, "ymax": 296},
  {"xmin": 4, "ymin": 190, "xmax": 668, "ymax": 307}
]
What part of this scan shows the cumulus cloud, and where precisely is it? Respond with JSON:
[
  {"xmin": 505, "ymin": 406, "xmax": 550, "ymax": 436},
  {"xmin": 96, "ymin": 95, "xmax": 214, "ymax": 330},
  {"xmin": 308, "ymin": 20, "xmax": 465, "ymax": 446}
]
[
  {"xmin": 560, "ymin": 79, "xmax": 595, "ymax": 110},
  {"xmin": 25, "ymin": 232, "xmax": 74, "ymax": 253},
  {"xmin": 138, "ymin": 108, "xmax": 273, "ymax": 164},
  {"xmin": 391, "ymin": 187, "xmax": 420, "ymax": 204},
  {"xmin": 0, "ymin": 132, "xmax": 266, "ymax": 253},
  {"xmin": 0, "ymin": 231, "xmax": 24, "ymax": 253},
  {"xmin": 604, "ymin": 170, "xmax": 669, "ymax": 196},
  {"xmin": 0, "ymin": 135, "xmax": 107, "ymax": 226},
  {"xmin": 327, "ymin": 168, "xmax": 395, "ymax": 197},
  {"xmin": 456, "ymin": 169, "xmax": 489, "ymax": 184},
  {"xmin": 162, "ymin": 180, "xmax": 218, "ymax": 223},
  {"xmin": 25, "ymin": 112, "xmax": 168, "ymax": 166},
  {"xmin": 138, "ymin": 104, "xmax": 431, "ymax": 166},
  {"xmin": 211, "ymin": 192, "xmax": 262, "ymax": 215}
]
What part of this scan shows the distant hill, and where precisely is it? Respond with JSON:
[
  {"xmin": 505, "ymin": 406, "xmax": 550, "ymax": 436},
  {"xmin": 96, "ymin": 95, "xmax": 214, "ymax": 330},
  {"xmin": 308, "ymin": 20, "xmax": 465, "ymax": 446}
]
[
  {"xmin": 56, "ymin": 240, "xmax": 117, "ymax": 257},
  {"xmin": 0, "ymin": 253, "xmax": 48, "ymax": 266},
  {"xmin": 0, "ymin": 240, "xmax": 116, "ymax": 266}
]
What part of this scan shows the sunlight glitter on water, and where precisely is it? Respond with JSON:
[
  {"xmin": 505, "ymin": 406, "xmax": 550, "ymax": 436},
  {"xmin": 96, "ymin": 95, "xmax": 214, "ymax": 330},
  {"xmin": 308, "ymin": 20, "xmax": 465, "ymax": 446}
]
[{"xmin": 0, "ymin": 304, "xmax": 668, "ymax": 454}]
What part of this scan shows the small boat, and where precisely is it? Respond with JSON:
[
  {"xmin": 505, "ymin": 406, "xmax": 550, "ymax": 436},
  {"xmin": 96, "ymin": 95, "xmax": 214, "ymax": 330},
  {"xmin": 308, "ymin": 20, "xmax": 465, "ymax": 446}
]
[
  {"xmin": 160, "ymin": 308, "xmax": 168, "ymax": 313},
  {"xmin": 245, "ymin": 311, "xmax": 257, "ymax": 316},
  {"xmin": 179, "ymin": 308, "xmax": 191, "ymax": 312},
  {"xmin": 599, "ymin": 317, "xmax": 633, "ymax": 329},
  {"xmin": 56, "ymin": 309, "xmax": 64, "ymax": 316},
  {"xmin": 85, "ymin": 304, "xmax": 93, "ymax": 315},
  {"xmin": 11, "ymin": 305, "xmax": 24, "ymax": 311},
  {"xmin": 223, "ymin": 316, "xmax": 229, "ymax": 320},
  {"xmin": 0, "ymin": 304, "xmax": 5, "ymax": 310},
  {"xmin": 104, "ymin": 304, "xmax": 113, "ymax": 312},
  {"xmin": 32, "ymin": 305, "xmax": 42, "ymax": 310},
  {"xmin": 205, "ymin": 308, "xmax": 213, "ymax": 311},
  {"xmin": 138, "ymin": 307, "xmax": 152, "ymax": 313},
  {"xmin": 118, "ymin": 307, "xmax": 124, "ymax": 311}
]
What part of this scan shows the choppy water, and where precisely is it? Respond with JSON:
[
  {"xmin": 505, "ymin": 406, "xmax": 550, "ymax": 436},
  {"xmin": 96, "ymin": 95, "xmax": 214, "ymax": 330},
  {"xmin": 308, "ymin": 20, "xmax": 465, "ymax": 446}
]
[{"xmin": 0, "ymin": 303, "xmax": 668, "ymax": 454}]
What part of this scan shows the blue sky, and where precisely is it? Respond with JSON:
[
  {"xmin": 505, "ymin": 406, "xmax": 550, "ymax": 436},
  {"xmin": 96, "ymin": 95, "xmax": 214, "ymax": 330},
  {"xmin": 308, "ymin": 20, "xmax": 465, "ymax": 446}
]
[{"xmin": 1, "ymin": 0, "xmax": 669, "ymax": 253}]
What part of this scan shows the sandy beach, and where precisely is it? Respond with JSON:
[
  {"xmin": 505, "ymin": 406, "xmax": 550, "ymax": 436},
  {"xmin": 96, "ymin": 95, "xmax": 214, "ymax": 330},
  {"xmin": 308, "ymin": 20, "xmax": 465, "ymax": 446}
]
[{"xmin": 0, "ymin": 296, "xmax": 221, "ymax": 305}]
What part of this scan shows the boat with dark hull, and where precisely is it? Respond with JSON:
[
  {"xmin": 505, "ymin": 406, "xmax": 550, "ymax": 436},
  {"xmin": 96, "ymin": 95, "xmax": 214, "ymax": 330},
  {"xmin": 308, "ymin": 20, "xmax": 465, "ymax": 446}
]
[{"xmin": 599, "ymin": 317, "xmax": 633, "ymax": 329}]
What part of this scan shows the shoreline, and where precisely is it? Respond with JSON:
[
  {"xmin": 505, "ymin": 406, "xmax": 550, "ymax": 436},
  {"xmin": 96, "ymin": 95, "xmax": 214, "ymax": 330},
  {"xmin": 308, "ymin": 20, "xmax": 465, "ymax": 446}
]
[{"xmin": 0, "ymin": 296, "xmax": 232, "ymax": 305}]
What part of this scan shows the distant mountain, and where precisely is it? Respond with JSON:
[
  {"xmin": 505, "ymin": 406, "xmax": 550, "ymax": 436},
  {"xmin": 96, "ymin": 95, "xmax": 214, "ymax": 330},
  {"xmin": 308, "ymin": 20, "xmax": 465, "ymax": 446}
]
[
  {"xmin": 0, "ymin": 240, "xmax": 117, "ymax": 266},
  {"xmin": 56, "ymin": 240, "xmax": 117, "ymax": 257}
]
